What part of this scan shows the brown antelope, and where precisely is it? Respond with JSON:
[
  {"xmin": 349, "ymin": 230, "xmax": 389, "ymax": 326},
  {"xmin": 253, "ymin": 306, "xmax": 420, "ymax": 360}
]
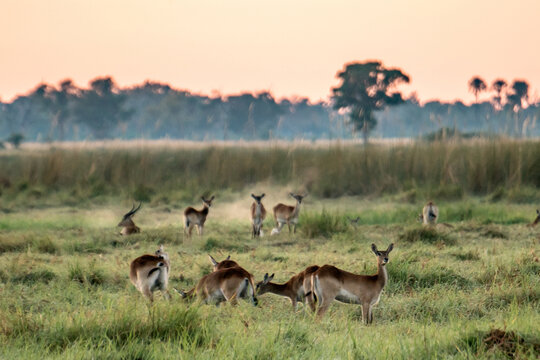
[
  {"xmin": 256, "ymin": 265, "xmax": 320, "ymax": 310},
  {"xmin": 250, "ymin": 193, "xmax": 267, "ymax": 237},
  {"xmin": 184, "ymin": 196, "xmax": 214, "ymax": 237},
  {"xmin": 208, "ymin": 254, "xmax": 240, "ymax": 271},
  {"xmin": 271, "ymin": 193, "xmax": 306, "ymax": 235},
  {"xmin": 420, "ymin": 201, "xmax": 438, "ymax": 226},
  {"xmin": 179, "ymin": 267, "xmax": 258, "ymax": 306},
  {"xmin": 527, "ymin": 209, "xmax": 540, "ymax": 227},
  {"xmin": 178, "ymin": 255, "xmax": 243, "ymax": 298},
  {"xmin": 311, "ymin": 243, "xmax": 394, "ymax": 323},
  {"xmin": 118, "ymin": 202, "xmax": 141, "ymax": 235},
  {"xmin": 129, "ymin": 245, "xmax": 170, "ymax": 302}
]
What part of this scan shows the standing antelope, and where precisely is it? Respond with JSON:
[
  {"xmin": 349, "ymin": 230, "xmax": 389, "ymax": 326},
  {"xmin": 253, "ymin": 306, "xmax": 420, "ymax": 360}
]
[
  {"xmin": 348, "ymin": 216, "xmax": 360, "ymax": 228},
  {"xmin": 256, "ymin": 265, "xmax": 320, "ymax": 310},
  {"xmin": 527, "ymin": 209, "xmax": 540, "ymax": 227},
  {"xmin": 208, "ymin": 254, "xmax": 240, "ymax": 271},
  {"xmin": 250, "ymin": 193, "xmax": 267, "ymax": 237},
  {"xmin": 271, "ymin": 193, "xmax": 306, "ymax": 235},
  {"xmin": 179, "ymin": 267, "xmax": 258, "ymax": 306},
  {"xmin": 118, "ymin": 202, "xmax": 141, "ymax": 235},
  {"xmin": 311, "ymin": 243, "xmax": 394, "ymax": 323},
  {"xmin": 129, "ymin": 245, "xmax": 170, "ymax": 302},
  {"xmin": 178, "ymin": 255, "xmax": 244, "ymax": 298},
  {"xmin": 420, "ymin": 201, "xmax": 439, "ymax": 226},
  {"xmin": 184, "ymin": 196, "xmax": 214, "ymax": 237}
]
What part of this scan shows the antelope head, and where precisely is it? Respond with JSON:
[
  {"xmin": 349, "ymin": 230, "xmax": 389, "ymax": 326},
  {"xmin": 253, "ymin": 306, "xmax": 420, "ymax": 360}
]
[
  {"xmin": 202, "ymin": 196, "xmax": 215, "ymax": 208},
  {"xmin": 289, "ymin": 193, "xmax": 306, "ymax": 204},
  {"xmin": 255, "ymin": 273, "xmax": 275, "ymax": 295},
  {"xmin": 118, "ymin": 202, "xmax": 142, "ymax": 227},
  {"xmin": 371, "ymin": 243, "xmax": 394, "ymax": 266},
  {"xmin": 251, "ymin": 193, "xmax": 266, "ymax": 204}
]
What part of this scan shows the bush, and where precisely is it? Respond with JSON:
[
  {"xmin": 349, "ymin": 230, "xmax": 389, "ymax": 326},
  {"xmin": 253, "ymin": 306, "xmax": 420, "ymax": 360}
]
[{"xmin": 300, "ymin": 209, "xmax": 349, "ymax": 239}]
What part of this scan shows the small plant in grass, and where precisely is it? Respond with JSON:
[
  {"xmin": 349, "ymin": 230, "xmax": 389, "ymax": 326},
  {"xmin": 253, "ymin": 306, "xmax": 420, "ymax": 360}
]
[{"xmin": 398, "ymin": 226, "xmax": 456, "ymax": 245}]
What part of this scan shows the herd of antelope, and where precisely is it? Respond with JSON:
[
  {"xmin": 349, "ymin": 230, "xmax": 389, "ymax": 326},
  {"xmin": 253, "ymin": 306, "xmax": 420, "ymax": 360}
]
[{"xmin": 125, "ymin": 197, "xmax": 540, "ymax": 323}]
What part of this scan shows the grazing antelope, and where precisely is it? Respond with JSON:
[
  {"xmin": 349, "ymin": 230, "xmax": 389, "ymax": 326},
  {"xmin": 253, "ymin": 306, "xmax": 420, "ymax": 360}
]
[
  {"xmin": 527, "ymin": 209, "xmax": 540, "ymax": 227},
  {"xmin": 129, "ymin": 245, "xmax": 170, "ymax": 302},
  {"xmin": 420, "ymin": 201, "xmax": 439, "ymax": 226},
  {"xmin": 178, "ymin": 255, "xmax": 244, "ymax": 298},
  {"xmin": 118, "ymin": 202, "xmax": 142, "ymax": 235},
  {"xmin": 271, "ymin": 193, "xmax": 306, "ymax": 235},
  {"xmin": 311, "ymin": 243, "xmax": 394, "ymax": 323},
  {"xmin": 208, "ymin": 254, "xmax": 240, "ymax": 271},
  {"xmin": 250, "ymin": 193, "xmax": 267, "ymax": 237},
  {"xmin": 179, "ymin": 267, "xmax": 258, "ymax": 306},
  {"xmin": 184, "ymin": 196, "xmax": 214, "ymax": 237},
  {"xmin": 256, "ymin": 265, "xmax": 320, "ymax": 310}
]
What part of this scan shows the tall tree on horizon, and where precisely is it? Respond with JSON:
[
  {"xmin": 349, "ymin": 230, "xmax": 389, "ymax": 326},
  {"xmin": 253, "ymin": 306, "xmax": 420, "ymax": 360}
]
[
  {"xmin": 468, "ymin": 76, "xmax": 487, "ymax": 104},
  {"xmin": 331, "ymin": 60, "xmax": 410, "ymax": 144},
  {"xmin": 72, "ymin": 77, "xmax": 132, "ymax": 139},
  {"xmin": 491, "ymin": 79, "xmax": 507, "ymax": 110}
]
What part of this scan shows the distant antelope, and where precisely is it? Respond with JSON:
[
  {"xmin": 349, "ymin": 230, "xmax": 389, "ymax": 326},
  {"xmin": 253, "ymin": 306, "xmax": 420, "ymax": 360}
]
[
  {"xmin": 311, "ymin": 243, "xmax": 394, "ymax": 323},
  {"xmin": 184, "ymin": 196, "xmax": 214, "ymax": 237},
  {"xmin": 208, "ymin": 254, "xmax": 240, "ymax": 271},
  {"xmin": 129, "ymin": 245, "xmax": 170, "ymax": 302},
  {"xmin": 271, "ymin": 193, "xmax": 306, "ymax": 235},
  {"xmin": 118, "ymin": 202, "xmax": 141, "ymax": 235},
  {"xmin": 179, "ymin": 267, "xmax": 258, "ymax": 306},
  {"xmin": 250, "ymin": 193, "xmax": 267, "ymax": 237},
  {"xmin": 527, "ymin": 209, "xmax": 540, "ymax": 227},
  {"xmin": 256, "ymin": 265, "xmax": 320, "ymax": 310},
  {"xmin": 420, "ymin": 201, "xmax": 439, "ymax": 226},
  {"xmin": 348, "ymin": 216, "xmax": 360, "ymax": 227}
]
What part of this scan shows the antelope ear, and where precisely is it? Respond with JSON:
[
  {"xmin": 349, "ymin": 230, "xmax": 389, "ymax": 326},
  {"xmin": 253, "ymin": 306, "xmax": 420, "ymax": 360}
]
[
  {"xmin": 537, "ymin": 209, "xmax": 539, "ymax": 215},
  {"xmin": 263, "ymin": 273, "xmax": 269, "ymax": 282},
  {"xmin": 387, "ymin": 243, "xmax": 394, "ymax": 253},
  {"xmin": 251, "ymin": 193, "xmax": 256, "ymax": 199},
  {"xmin": 208, "ymin": 254, "xmax": 218, "ymax": 266},
  {"xmin": 159, "ymin": 244, "xmax": 164, "ymax": 252},
  {"xmin": 210, "ymin": 195, "xmax": 215, "ymax": 201},
  {"xmin": 226, "ymin": 255, "xmax": 231, "ymax": 260},
  {"xmin": 261, "ymin": 193, "xmax": 265, "ymax": 198},
  {"xmin": 289, "ymin": 192, "xmax": 294, "ymax": 197},
  {"xmin": 269, "ymin": 273, "xmax": 274, "ymax": 281},
  {"xmin": 201, "ymin": 196, "xmax": 205, "ymax": 201},
  {"xmin": 371, "ymin": 243, "xmax": 378, "ymax": 255}
]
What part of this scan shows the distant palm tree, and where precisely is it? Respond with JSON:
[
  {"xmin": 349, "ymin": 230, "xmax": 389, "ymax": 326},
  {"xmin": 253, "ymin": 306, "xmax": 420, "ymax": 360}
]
[
  {"xmin": 468, "ymin": 77, "xmax": 487, "ymax": 104},
  {"xmin": 491, "ymin": 79, "xmax": 507, "ymax": 109}
]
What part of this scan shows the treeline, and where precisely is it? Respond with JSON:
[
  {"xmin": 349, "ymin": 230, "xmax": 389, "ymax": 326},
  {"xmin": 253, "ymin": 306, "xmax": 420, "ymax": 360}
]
[{"xmin": 0, "ymin": 75, "xmax": 539, "ymax": 142}]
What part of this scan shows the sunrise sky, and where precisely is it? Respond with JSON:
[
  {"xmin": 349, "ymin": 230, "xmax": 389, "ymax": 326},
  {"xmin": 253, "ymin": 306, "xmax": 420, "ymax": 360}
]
[{"xmin": 1, "ymin": 0, "xmax": 539, "ymax": 103}]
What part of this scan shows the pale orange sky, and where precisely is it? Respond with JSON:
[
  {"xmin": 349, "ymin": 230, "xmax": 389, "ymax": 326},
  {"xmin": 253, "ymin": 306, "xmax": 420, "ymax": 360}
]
[{"xmin": 1, "ymin": 0, "xmax": 539, "ymax": 104}]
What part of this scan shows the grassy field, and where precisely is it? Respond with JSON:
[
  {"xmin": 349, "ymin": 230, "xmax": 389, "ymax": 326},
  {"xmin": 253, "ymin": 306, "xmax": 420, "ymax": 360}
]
[
  {"xmin": 0, "ymin": 141, "xmax": 539, "ymax": 359},
  {"xmin": 0, "ymin": 194, "xmax": 539, "ymax": 359}
]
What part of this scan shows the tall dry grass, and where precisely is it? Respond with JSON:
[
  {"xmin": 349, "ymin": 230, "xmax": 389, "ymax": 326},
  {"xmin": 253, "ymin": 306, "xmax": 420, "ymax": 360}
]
[{"xmin": 0, "ymin": 139, "xmax": 539, "ymax": 202}]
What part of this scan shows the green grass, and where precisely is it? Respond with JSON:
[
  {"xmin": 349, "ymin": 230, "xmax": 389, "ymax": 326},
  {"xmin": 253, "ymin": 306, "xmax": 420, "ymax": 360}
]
[{"xmin": 0, "ymin": 195, "xmax": 539, "ymax": 359}]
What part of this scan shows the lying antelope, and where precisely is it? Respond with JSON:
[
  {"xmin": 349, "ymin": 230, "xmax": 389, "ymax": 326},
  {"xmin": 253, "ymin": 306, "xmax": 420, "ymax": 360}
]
[
  {"xmin": 250, "ymin": 193, "xmax": 267, "ymax": 237},
  {"xmin": 271, "ymin": 193, "xmax": 306, "ymax": 235},
  {"xmin": 184, "ymin": 196, "xmax": 214, "ymax": 237},
  {"xmin": 256, "ymin": 265, "xmax": 320, "ymax": 310},
  {"xmin": 311, "ymin": 243, "xmax": 394, "ymax": 323},
  {"xmin": 179, "ymin": 267, "xmax": 258, "ymax": 306},
  {"xmin": 129, "ymin": 245, "xmax": 170, "ymax": 302},
  {"xmin": 527, "ymin": 209, "xmax": 540, "ymax": 227},
  {"xmin": 208, "ymin": 254, "xmax": 240, "ymax": 271},
  {"xmin": 118, "ymin": 202, "xmax": 141, "ymax": 235},
  {"xmin": 419, "ymin": 201, "xmax": 438, "ymax": 225}
]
